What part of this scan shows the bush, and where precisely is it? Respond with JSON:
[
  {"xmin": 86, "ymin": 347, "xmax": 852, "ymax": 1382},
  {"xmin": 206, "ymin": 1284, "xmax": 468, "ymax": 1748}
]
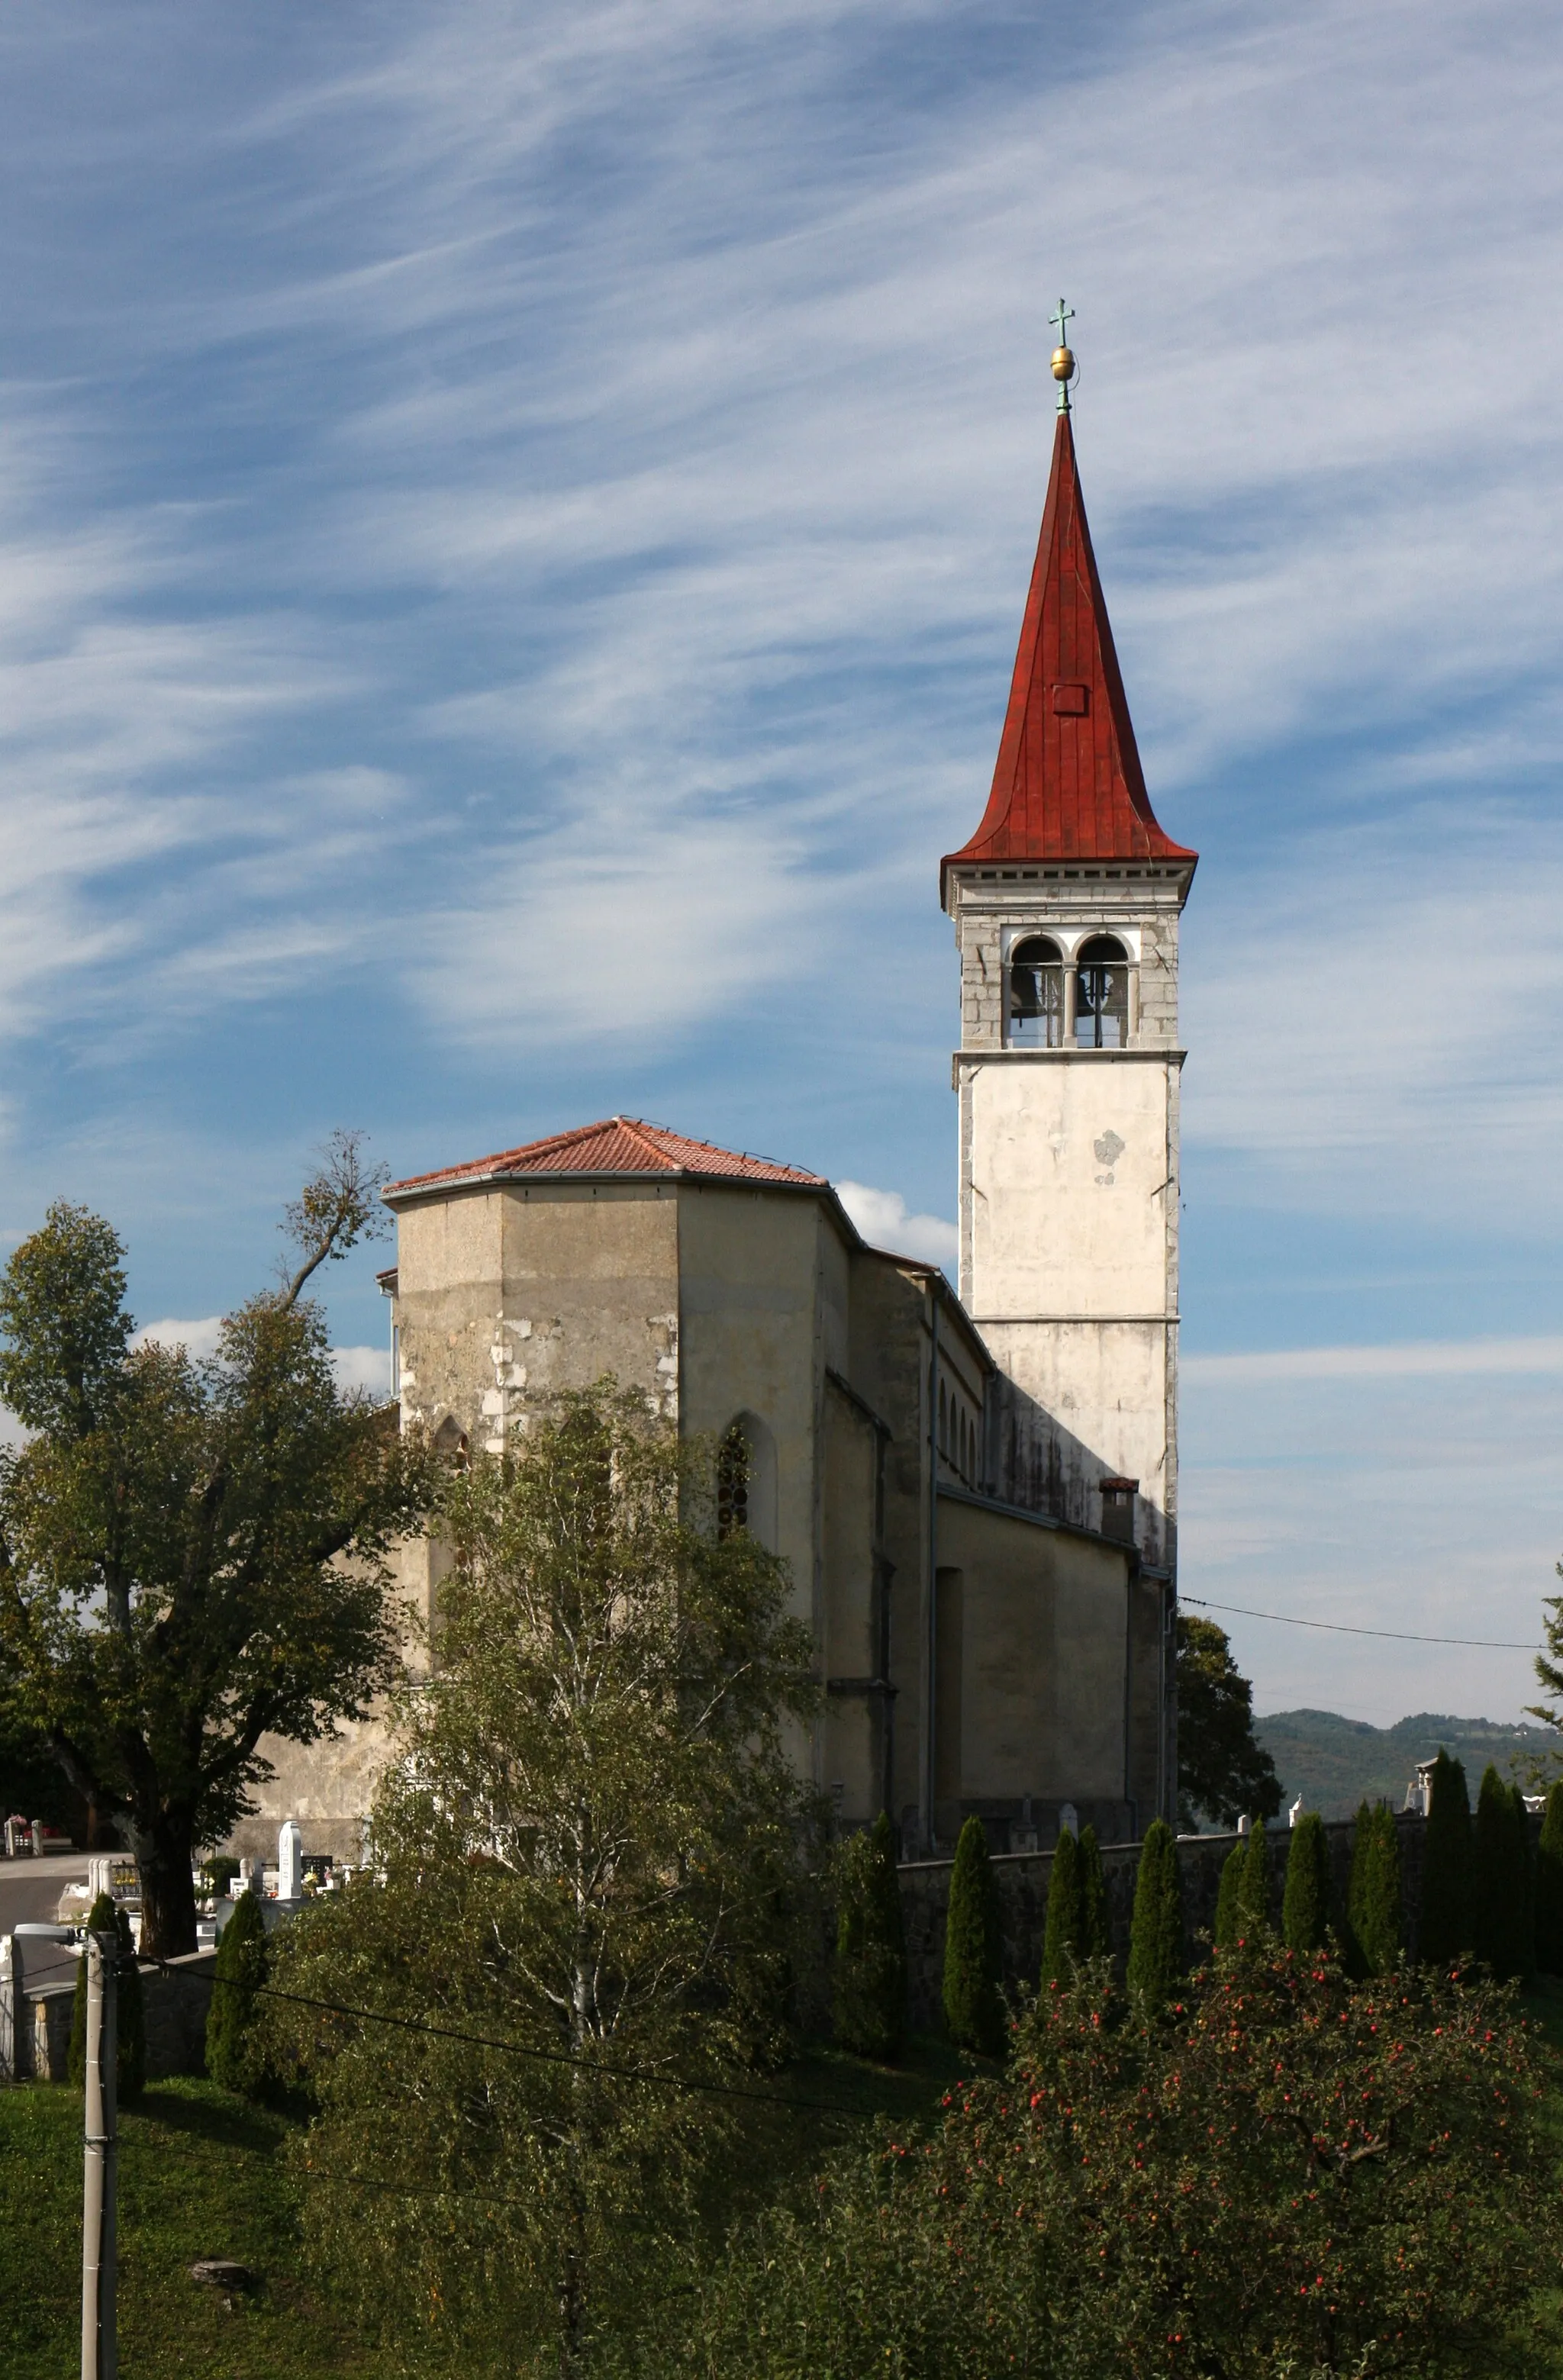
[
  {"xmin": 67, "ymin": 1892, "xmax": 144, "ymax": 2098},
  {"xmin": 831, "ymin": 1812, "xmax": 906, "ymax": 2060},
  {"xmin": 1213, "ymin": 1839, "xmax": 1244, "ymax": 1947},
  {"xmin": 1346, "ymin": 1800, "xmax": 1402, "ymax": 1976},
  {"xmin": 1236, "ymin": 1816, "xmax": 1271, "ymax": 1939},
  {"xmin": 1536, "ymin": 1779, "xmax": 1563, "ymax": 1973},
  {"xmin": 1281, "ymin": 1810, "xmax": 1331, "ymax": 1953},
  {"xmin": 1038, "ymin": 1824, "xmax": 1081, "ymax": 1989},
  {"xmin": 943, "ymin": 1815, "xmax": 1004, "ymax": 2054},
  {"xmin": 1126, "ymin": 1818, "xmax": 1183, "ymax": 2010},
  {"xmin": 206, "ymin": 1886, "xmax": 270, "ymax": 2095},
  {"xmin": 1419, "ymin": 1749, "xmax": 1473, "ymax": 1965},
  {"xmin": 198, "ymin": 1854, "xmax": 241, "ymax": 1901},
  {"xmin": 656, "ymin": 1949, "xmax": 1563, "ymax": 2380}
]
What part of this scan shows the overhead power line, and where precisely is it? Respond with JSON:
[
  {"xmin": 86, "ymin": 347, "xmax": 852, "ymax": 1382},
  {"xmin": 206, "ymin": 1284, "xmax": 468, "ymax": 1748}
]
[{"xmin": 1182, "ymin": 1595, "xmax": 1544, "ymax": 1653}]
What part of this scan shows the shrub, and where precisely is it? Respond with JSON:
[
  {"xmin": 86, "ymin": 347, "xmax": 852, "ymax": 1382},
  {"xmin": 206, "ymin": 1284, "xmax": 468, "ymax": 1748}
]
[
  {"xmin": 1126, "ymin": 1818, "xmax": 1183, "ymax": 2010},
  {"xmin": 1536, "ymin": 1779, "xmax": 1563, "ymax": 1973},
  {"xmin": 1213, "ymin": 1840, "xmax": 1244, "ymax": 1947},
  {"xmin": 831, "ymin": 1811, "xmax": 906, "ymax": 2060},
  {"xmin": 198, "ymin": 1854, "xmax": 242, "ymax": 1900},
  {"xmin": 1346, "ymin": 1800, "xmax": 1402, "ymax": 1976},
  {"xmin": 943, "ymin": 1815, "xmax": 1004, "ymax": 2054},
  {"xmin": 1038, "ymin": 1825, "xmax": 1081, "ymax": 1990},
  {"xmin": 1235, "ymin": 1816, "xmax": 1271, "ymax": 1938},
  {"xmin": 206, "ymin": 1885, "xmax": 270, "ymax": 2095},
  {"xmin": 1281, "ymin": 1810, "xmax": 1331, "ymax": 1952},
  {"xmin": 1418, "ymin": 1749, "xmax": 1472, "ymax": 1966},
  {"xmin": 1472, "ymin": 1765, "xmax": 1530, "ymax": 1981},
  {"xmin": 68, "ymin": 1891, "xmax": 144, "ymax": 2098},
  {"xmin": 1077, "ymin": 1824, "xmax": 1108, "ymax": 1958}
]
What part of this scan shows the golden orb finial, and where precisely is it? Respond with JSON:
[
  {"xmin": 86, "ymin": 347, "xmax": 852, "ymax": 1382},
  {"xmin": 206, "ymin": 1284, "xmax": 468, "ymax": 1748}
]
[{"xmin": 1049, "ymin": 298, "xmax": 1077, "ymax": 414}]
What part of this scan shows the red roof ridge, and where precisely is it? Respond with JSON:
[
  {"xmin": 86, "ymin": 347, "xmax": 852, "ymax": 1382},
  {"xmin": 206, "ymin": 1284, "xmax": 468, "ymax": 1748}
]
[
  {"xmin": 941, "ymin": 411, "xmax": 1196, "ymax": 899},
  {"xmin": 384, "ymin": 1116, "xmax": 828, "ymax": 1199}
]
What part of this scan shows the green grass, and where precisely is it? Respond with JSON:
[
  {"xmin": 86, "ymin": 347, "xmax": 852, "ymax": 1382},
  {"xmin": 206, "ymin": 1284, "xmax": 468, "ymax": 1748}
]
[{"xmin": 0, "ymin": 2040, "xmax": 964, "ymax": 2379}]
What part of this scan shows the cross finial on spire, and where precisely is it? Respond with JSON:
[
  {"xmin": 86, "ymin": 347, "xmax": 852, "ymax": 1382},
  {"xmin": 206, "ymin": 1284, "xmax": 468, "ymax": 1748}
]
[{"xmin": 1049, "ymin": 298, "xmax": 1077, "ymax": 415}]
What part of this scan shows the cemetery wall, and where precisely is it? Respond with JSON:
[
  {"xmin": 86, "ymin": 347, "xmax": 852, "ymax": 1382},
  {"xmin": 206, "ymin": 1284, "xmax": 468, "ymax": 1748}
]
[
  {"xmin": 16, "ymin": 1949, "xmax": 217, "ymax": 2083},
  {"xmin": 895, "ymin": 1812, "xmax": 1430, "ymax": 2030}
]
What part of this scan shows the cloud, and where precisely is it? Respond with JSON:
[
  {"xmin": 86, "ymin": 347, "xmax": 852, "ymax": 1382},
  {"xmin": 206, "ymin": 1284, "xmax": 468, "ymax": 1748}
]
[
  {"xmin": 133, "ymin": 1316, "xmax": 225, "ymax": 1362},
  {"xmin": 1184, "ymin": 1337, "xmax": 1563, "ymax": 1386},
  {"xmin": 836, "ymin": 1179, "xmax": 957, "ymax": 1268}
]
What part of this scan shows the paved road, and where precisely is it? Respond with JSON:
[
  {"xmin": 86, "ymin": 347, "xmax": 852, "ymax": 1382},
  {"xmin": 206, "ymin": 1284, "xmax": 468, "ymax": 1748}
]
[{"xmin": 0, "ymin": 1851, "xmax": 90, "ymax": 1938}]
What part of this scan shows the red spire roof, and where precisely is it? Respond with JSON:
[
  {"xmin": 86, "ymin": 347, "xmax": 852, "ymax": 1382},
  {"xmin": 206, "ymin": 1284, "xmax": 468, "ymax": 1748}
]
[
  {"xmin": 384, "ymin": 1116, "xmax": 827, "ymax": 1201},
  {"xmin": 941, "ymin": 412, "xmax": 1195, "ymax": 899}
]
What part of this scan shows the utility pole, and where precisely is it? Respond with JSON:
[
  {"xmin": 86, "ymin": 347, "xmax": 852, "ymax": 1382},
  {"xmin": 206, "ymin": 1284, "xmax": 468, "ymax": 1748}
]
[{"xmin": 15, "ymin": 1921, "xmax": 118, "ymax": 2379}]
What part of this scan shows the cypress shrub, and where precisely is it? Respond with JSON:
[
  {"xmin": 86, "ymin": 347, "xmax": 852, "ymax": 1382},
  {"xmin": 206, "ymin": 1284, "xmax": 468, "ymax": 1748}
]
[
  {"xmin": 1418, "ymin": 1750, "xmax": 1473, "ymax": 1967},
  {"xmin": 1213, "ymin": 1841, "xmax": 1245, "ymax": 1947},
  {"xmin": 1346, "ymin": 1802, "xmax": 1403, "ymax": 1976},
  {"xmin": 1536, "ymin": 1780, "xmax": 1563, "ymax": 1973},
  {"xmin": 1078, "ymin": 1825, "xmax": 1109, "ymax": 1959},
  {"xmin": 1472, "ymin": 1766, "xmax": 1529, "ymax": 1981},
  {"xmin": 206, "ymin": 1886, "xmax": 271, "ymax": 2095},
  {"xmin": 943, "ymin": 1815, "xmax": 1005, "ymax": 2055},
  {"xmin": 830, "ymin": 1812, "xmax": 907, "ymax": 2060},
  {"xmin": 1236, "ymin": 1818, "xmax": 1271, "ymax": 1940},
  {"xmin": 1126, "ymin": 1819, "xmax": 1184, "ymax": 2010},
  {"xmin": 1039, "ymin": 1828, "xmax": 1082, "ymax": 1989},
  {"xmin": 68, "ymin": 1892, "xmax": 145, "ymax": 2098},
  {"xmin": 1282, "ymin": 1812, "xmax": 1331, "ymax": 1953},
  {"xmin": 1509, "ymin": 1783, "xmax": 1536, "ymax": 1982}
]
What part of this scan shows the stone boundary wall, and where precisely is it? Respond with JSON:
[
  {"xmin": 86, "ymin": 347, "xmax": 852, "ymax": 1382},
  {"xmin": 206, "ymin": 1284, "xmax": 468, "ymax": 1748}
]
[
  {"xmin": 7, "ymin": 1949, "xmax": 217, "ymax": 2084},
  {"xmin": 897, "ymin": 1813, "xmax": 1430, "ymax": 2031}
]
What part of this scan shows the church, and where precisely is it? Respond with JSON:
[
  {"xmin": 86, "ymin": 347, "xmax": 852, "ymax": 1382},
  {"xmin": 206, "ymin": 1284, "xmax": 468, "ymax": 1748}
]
[{"xmin": 249, "ymin": 357, "xmax": 1197, "ymax": 1864}]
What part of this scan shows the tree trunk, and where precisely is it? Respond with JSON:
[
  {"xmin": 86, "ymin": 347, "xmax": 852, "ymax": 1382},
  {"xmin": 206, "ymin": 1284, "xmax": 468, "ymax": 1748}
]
[{"xmin": 130, "ymin": 1811, "xmax": 200, "ymax": 1959}]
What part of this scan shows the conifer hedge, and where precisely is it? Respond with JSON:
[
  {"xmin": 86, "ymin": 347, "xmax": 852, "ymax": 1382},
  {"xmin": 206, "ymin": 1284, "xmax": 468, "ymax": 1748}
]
[
  {"xmin": 1077, "ymin": 1824, "xmax": 1108, "ymax": 1960},
  {"xmin": 1126, "ymin": 1818, "xmax": 1183, "ymax": 2009},
  {"xmin": 943, "ymin": 1815, "xmax": 1005, "ymax": 2055},
  {"xmin": 67, "ymin": 1890, "xmax": 145, "ymax": 2097},
  {"xmin": 1509, "ymin": 1781, "xmax": 1536, "ymax": 1982},
  {"xmin": 1281, "ymin": 1811, "xmax": 1331, "ymax": 1953},
  {"xmin": 1536, "ymin": 1779, "xmax": 1563, "ymax": 1974},
  {"xmin": 1346, "ymin": 1802, "xmax": 1402, "ymax": 1976},
  {"xmin": 830, "ymin": 1810, "xmax": 907, "ymax": 2060},
  {"xmin": 1236, "ymin": 1818, "xmax": 1271, "ymax": 1940},
  {"xmin": 1213, "ymin": 1841, "xmax": 1244, "ymax": 1947},
  {"xmin": 1418, "ymin": 1750, "xmax": 1472, "ymax": 1966},
  {"xmin": 1039, "ymin": 1827, "xmax": 1081, "ymax": 1990},
  {"xmin": 205, "ymin": 1884, "xmax": 271, "ymax": 2095},
  {"xmin": 1472, "ymin": 1766, "xmax": 1530, "ymax": 1981}
]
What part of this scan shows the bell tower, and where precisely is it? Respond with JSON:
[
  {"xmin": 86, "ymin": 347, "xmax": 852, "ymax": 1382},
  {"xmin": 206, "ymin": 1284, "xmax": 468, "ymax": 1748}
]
[{"xmin": 941, "ymin": 323, "xmax": 1197, "ymax": 1600}]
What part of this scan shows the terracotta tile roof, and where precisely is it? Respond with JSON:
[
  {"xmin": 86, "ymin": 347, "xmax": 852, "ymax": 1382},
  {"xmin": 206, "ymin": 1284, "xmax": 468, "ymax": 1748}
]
[
  {"xmin": 384, "ymin": 1117, "xmax": 828, "ymax": 1200},
  {"xmin": 941, "ymin": 412, "xmax": 1196, "ymax": 898}
]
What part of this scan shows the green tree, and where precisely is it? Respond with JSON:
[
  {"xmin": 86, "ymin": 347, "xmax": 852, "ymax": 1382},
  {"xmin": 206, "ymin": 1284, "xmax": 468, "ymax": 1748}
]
[
  {"xmin": 1175, "ymin": 1613, "xmax": 1283, "ymax": 1828},
  {"xmin": 1038, "ymin": 1824, "xmax": 1081, "ymax": 1990},
  {"xmin": 67, "ymin": 1892, "xmax": 144, "ymax": 2098},
  {"xmin": 1126, "ymin": 1818, "xmax": 1183, "ymax": 2009},
  {"xmin": 943, "ymin": 1815, "xmax": 1005, "ymax": 2054},
  {"xmin": 1419, "ymin": 1749, "xmax": 1473, "ymax": 1967},
  {"xmin": 1346, "ymin": 1801, "xmax": 1402, "ymax": 1976},
  {"xmin": 1213, "ymin": 1840, "xmax": 1244, "ymax": 1947},
  {"xmin": 265, "ymin": 1383, "xmax": 818, "ymax": 2369},
  {"xmin": 0, "ymin": 1139, "xmax": 436, "ymax": 1956},
  {"xmin": 1077, "ymin": 1824, "xmax": 1108, "ymax": 1958},
  {"xmin": 205, "ymin": 1886, "xmax": 269, "ymax": 2095},
  {"xmin": 831, "ymin": 1811, "xmax": 906, "ymax": 2060},
  {"xmin": 1236, "ymin": 1817, "xmax": 1271, "ymax": 1939},
  {"xmin": 1472, "ymin": 1763, "xmax": 1529, "ymax": 1980},
  {"xmin": 1536, "ymin": 1779, "xmax": 1563, "ymax": 1973},
  {"xmin": 1510, "ymin": 1779, "xmax": 1536, "ymax": 1982},
  {"xmin": 1281, "ymin": 1810, "xmax": 1331, "ymax": 1953}
]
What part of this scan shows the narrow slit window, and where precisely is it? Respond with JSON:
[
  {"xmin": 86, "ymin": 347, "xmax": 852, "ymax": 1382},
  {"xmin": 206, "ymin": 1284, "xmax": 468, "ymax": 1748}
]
[
  {"xmin": 1075, "ymin": 934, "xmax": 1130, "ymax": 1048},
  {"xmin": 1007, "ymin": 935, "xmax": 1065, "ymax": 1047},
  {"xmin": 717, "ymin": 1421, "xmax": 749, "ymax": 1539}
]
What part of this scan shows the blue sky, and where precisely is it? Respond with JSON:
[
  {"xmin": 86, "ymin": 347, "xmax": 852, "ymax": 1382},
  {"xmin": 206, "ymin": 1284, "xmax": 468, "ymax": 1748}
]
[{"xmin": 2, "ymin": 0, "xmax": 1561, "ymax": 1726}]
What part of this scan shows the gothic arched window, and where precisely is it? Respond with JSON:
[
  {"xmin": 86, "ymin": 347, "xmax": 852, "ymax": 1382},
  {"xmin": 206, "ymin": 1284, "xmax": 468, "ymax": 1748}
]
[
  {"xmin": 1007, "ymin": 934, "xmax": 1065, "ymax": 1048},
  {"xmin": 717, "ymin": 1412, "xmax": 778, "ymax": 1550},
  {"xmin": 1075, "ymin": 934, "xmax": 1129, "ymax": 1048},
  {"xmin": 717, "ymin": 1422, "xmax": 750, "ymax": 1539}
]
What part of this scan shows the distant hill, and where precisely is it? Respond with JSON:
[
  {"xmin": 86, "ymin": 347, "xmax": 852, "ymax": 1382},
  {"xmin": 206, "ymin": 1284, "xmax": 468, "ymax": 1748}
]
[{"xmin": 1252, "ymin": 1710, "xmax": 1563, "ymax": 1822}]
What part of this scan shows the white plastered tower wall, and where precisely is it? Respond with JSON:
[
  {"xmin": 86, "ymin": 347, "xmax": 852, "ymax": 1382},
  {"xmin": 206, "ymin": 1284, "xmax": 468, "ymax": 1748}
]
[{"xmin": 948, "ymin": 861, "xmax": 1191, "ymax": 1569}]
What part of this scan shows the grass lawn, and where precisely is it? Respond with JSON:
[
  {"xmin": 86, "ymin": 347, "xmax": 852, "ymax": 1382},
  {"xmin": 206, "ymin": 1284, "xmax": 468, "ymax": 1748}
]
[{"xmin": 0, "ymin": 2038, "xmax": 964, "ymax": 2380}]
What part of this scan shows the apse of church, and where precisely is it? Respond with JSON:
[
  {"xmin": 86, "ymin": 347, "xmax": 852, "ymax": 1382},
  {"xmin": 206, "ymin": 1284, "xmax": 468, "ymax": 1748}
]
[{"xmin": 233, "ymin": 330, "xmax": 1192, "ymax": 1865}]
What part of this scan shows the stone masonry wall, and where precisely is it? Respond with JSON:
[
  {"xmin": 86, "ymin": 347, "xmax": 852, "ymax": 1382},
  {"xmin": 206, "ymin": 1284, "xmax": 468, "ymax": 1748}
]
[{"xmin": 897, "ymin": 1813, "xmax": 1430, "ymax": 2030}]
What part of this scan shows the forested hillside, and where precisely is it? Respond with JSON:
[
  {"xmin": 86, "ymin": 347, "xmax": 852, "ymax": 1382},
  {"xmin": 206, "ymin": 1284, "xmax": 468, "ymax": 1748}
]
[{"xmin": 1255, "ymin": 1710, "xmax": 1561, "ymax": 1818}]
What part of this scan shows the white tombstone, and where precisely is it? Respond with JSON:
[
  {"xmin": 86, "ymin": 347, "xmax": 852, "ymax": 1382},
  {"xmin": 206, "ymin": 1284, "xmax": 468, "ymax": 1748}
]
[
  {"xmin": 1288, "ymin": 1794, "xmax": 1306, "ymax": 1830},
  {"xmin": 278, "ymin": 1820, "xmax": 303, "ymax": 1902},
  {"xmin": 237, "ymin": 1857, "xmax": 255, "ymax": 1891},
  {"xmin": 1236, "ymin": 1814, "xmax": 1252, "ymax": 1837},
  {"xmin": 1058, "ymin": 1802, "xmax": 1080, "ymax": 1841},
  {"xmin": 29, "ymin": 1820, "xmax": 43, "ymax": 1858}
]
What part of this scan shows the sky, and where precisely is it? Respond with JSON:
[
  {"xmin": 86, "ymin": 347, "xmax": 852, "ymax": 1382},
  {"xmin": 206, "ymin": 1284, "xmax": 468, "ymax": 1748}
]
[{"xmin": 0, "ymin": 0, "xmax": 1560, "ymax": 1726}]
